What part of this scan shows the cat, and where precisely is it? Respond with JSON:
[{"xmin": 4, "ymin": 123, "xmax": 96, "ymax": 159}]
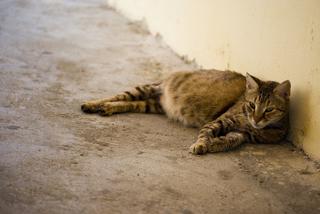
[{"xmin": 81, "ymin": 69, "xmax": 291, "ymax": 155}]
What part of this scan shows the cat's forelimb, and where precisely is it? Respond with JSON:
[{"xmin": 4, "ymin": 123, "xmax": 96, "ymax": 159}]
[
  {"xmin": 190, "ymin": 132, "xmax": 245, "ymax": 155},
  {"xmin": 190, "ymin": 138, "xmax": 208, "ymax": 154}
]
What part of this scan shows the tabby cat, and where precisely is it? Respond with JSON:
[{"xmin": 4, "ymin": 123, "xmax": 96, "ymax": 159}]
[{"xmin": 81, "ymin": 69, "xmax": 291, "ymax": 155}]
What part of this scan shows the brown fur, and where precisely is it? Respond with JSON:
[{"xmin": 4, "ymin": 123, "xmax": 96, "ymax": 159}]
[{"xmin": 81, "ymin": 69, "xmax": 291, "ymax": 154}]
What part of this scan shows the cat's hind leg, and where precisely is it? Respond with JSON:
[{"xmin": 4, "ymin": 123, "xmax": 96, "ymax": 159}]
[
  {"xmin": 81, "ymin": 83, "xmax": 161, "ymax": 113},
  {"xmin": 99, "ymin": 98, "xmax": 164, "ymax": 116}
]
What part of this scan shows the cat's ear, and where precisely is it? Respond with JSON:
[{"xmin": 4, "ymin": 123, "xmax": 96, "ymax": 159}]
[
  {"xmin": 246, "ymin": 73, "xmax": 259, "ymax": 90},
  {"xmin": 274, "ymin": 80, "xmax": 291, "ymax": 100}
]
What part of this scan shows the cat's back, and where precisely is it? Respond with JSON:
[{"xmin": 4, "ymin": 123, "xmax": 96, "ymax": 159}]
[{"xmin": 160, "ymin": 69, "xmax": 246, "ymax": 127}]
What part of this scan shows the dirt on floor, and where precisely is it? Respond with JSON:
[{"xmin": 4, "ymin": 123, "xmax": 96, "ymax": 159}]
[{"xmin": 0, "ymin": 1, "xmax": 320, "ymax": 213}]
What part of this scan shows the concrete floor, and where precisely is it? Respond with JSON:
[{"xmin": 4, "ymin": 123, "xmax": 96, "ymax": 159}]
[{"xmin": 0, "ymin": 1, "xmax": 320, "ymax": 213}]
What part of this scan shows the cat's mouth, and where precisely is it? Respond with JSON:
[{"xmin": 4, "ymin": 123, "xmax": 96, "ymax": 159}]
[{"xmin": 249, "ymin": 119, "xmax": 266, "ymax": 129}]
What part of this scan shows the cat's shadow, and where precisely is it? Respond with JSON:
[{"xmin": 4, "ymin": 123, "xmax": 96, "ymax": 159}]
[{"xmin": 286, "ymin": 87, "xmax": 311, "ymax": 146}]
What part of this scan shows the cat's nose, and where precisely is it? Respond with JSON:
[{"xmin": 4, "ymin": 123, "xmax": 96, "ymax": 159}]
[{"xmin": 253, "ymin": 117, "xmax": 261, "ymax": 123}]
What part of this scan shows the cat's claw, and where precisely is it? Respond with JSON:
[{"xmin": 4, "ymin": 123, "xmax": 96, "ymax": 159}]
[
  {"xmin": 190, "ymin": 140, "xmax": 208, "ymax": 155},
  {"xmin": 99, "ymin": 103, "xmax": 114, "ymax": 116},
  {"xmin": 99, "ymin": 109, "xmax": 113, "ymax": 116}
]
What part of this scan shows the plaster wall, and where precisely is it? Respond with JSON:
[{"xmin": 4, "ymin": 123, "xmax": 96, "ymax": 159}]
[{"xmin": 109, "ymin": 0, "xmax": 320, "ymax": 161}]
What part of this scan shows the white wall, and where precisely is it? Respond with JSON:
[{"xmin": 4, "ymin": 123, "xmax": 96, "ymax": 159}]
[{"xmin": 109, "ymin": 0, "xmax": 320, "ymax": 161}]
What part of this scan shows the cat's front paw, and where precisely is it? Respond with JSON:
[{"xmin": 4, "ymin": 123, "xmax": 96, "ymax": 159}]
[
  {"xmin": 190, "ymin": 139, "xmax": 208, "ymax": 155},
  {"xmin": 81, "ymin": 101, "xmax": 100, "ymax": 113}
]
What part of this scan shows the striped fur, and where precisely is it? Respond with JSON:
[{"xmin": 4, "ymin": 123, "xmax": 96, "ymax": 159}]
[
  {"xmin": 81, "ymin": 84, "xmax": 163, "ymax": 115},
  {"xmin": 81, "ymin": 69, "xmax": 291, "ymax": 154}
]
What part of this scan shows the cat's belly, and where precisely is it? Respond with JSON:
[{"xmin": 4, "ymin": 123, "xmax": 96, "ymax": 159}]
[
  {"xmin": 160, "ymin": 89, "xmax": 211, "ymax": 128},
  {"xmin": 160, "ymin": 94, "xmax": 194, "ymax": 126}
]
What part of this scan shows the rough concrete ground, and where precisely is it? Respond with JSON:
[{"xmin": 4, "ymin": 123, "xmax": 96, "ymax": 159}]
[{"xmin": 0, "ymin": 1, "xmax": 319, "ymax": 213}]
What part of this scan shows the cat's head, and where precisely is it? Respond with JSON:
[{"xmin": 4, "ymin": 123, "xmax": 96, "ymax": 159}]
[{"xmin": 244, "ymin": 73, "xmax": 291, "ymax": 129}]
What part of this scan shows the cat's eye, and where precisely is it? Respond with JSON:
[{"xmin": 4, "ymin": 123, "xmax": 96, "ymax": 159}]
[
  {"xmin": 265, "ymin": 107, "xmax": 274, "ymax": 112},
  {"xmin": 249, "ymin": 102, "xmax": 255, "ymax": 109}
]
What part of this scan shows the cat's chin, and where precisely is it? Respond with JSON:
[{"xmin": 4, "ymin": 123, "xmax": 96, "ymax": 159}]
[{"xmin": 249, "ymin": 120, "xmax": 266, "ymax": 129}]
